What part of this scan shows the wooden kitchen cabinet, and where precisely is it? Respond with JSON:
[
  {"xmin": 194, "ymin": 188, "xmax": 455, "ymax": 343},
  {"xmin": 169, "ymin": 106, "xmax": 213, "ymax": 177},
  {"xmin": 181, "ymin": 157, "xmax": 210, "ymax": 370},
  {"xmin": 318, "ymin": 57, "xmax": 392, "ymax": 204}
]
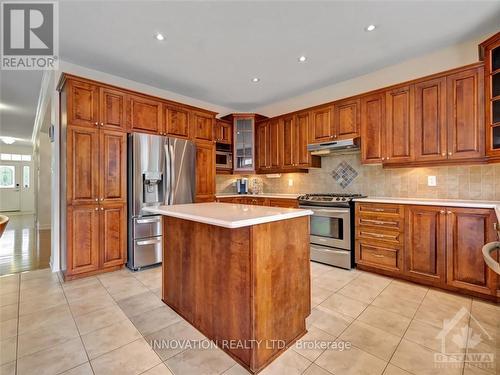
[
  {"xmin": 414, "ymin": 77, "xmax": 448, "ymax": 162},
  {"xmin": 128, "ymin": 94, "xmax": 163, "ymax": 134},
  {"xmin": 310, "ymin": 106, "xmax": 334, "ymax": 143},
  {"xmin": 405, "ymin": 206, "xmax": 446, "ymax": 285},
  {"xmin": 100, "ymin": 130, "xmax": 127, "ymax": 203},
  {"xmin": 295, "ymin": 111, "xmax": 313, "ymax": 167},
  {"xmin": 195, "ymin": 141, "xmax": 216, "ymax": 202},
  {"xmin": 334, "ymin": 98, "xmax": 360, "ymax": 140},
  {"xmin": 360, "ymin": 93, "xmax": 385, "ymax": 164},
  {"xmin": 446, "ymin": 67, "xmax": 484, "ymax": 160},
  {"xmin": 66, "ymin": 79, "xmax": 99, "ymax": 128},
  {"xmin": 446, "ymin": 207, "xmax": 497, "ymax": 295},
  {"xmin": 191, "ymin": 111, "xmax": 214, "ymax": 142},
  {"xmin": 99, "ymin": 87, "xmax": 127, "ymax": 131},
  {"xmin": 385, "ymin": 85, "xmax": 414, "ymax": 163},
  {"xmin": 281, "ymin": 115, "xmax": 295, "ymax": 169},
  {"xmin": 66, "ymin": 205, "xmax": 101, "ymax": 275},
  {"xmin": 256, "ymin": 121, "xmax": 269, "ymax": 170},
  {"xmin": 214, "ymin": 119, "xmax": 232, "ymax": 144},
  {"xmin": 101, "ymin": 203, "xmax": 127, "ymax": 268},
  {"xmin": 163, "ymin": 105, "xmax": 190, "ymax": 138},
  {"xmin": 67, "ymin": 126, "xmax": 100, "ymax": 205}
]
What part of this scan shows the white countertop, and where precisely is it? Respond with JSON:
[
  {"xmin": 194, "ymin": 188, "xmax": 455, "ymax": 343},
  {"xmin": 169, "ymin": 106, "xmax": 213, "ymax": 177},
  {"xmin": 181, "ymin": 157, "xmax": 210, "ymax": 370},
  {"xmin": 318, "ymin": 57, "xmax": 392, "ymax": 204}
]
[
  {"xmin": 143, "ymin": 202, "xmax": 313, "ymax": 229},
  {"xmin": 215, "ymin": 193, "xmax": 300, "ymax": 199},
  {"xmin": 354, "ymin": 197, "xmax": 500, "ymax": 221}
]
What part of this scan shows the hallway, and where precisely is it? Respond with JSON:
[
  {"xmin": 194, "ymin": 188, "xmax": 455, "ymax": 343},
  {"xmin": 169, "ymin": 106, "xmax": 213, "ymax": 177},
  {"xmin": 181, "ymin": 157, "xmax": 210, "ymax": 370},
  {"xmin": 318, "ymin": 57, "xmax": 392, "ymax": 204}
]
[{"xmin": 0, "ymin": 215, "xmax": 50, "ymax": 276}]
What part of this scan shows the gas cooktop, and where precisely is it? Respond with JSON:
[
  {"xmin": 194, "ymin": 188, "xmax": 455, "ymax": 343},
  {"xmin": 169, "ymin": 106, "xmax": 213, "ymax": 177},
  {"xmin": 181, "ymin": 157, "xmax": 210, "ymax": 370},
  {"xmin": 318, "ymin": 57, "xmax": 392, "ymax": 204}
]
[{"xmin": 298, "ymin": 193, "xmax": 366, "ymax": 206}]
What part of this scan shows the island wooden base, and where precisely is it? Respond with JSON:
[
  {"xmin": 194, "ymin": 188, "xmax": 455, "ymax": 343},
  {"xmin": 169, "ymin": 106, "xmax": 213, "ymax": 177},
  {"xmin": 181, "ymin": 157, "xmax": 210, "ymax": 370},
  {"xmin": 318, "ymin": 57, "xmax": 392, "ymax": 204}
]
[{"xmin": 162, "ymin": 216, "xmax": 311, "ymax": 373}]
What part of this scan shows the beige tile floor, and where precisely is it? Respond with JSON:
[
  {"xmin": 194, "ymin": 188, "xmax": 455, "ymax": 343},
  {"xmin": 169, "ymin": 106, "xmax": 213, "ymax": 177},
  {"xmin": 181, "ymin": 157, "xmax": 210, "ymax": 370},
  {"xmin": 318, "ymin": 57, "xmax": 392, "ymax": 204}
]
[{"xmin": 0, "ymin": 263, "xmax": 498, "ymax": 375}]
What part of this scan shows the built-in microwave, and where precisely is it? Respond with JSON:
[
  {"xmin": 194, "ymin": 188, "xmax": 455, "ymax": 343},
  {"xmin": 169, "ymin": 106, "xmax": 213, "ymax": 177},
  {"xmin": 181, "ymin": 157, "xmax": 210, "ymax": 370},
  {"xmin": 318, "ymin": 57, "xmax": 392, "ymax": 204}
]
[{"xmin": 216, "ymin": 150, "xmax": 233, "ymax": 169}]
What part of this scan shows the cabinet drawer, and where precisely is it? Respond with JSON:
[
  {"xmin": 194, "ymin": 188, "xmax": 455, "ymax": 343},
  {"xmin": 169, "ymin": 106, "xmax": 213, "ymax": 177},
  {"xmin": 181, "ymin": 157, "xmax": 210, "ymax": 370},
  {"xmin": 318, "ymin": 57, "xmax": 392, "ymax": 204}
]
[
  {"xmin": 356, "ymin": 227, "xmax": 403, "ymax": 245},
  {"xmin": 356, "ymin": 241, "xmax": 401, "ymax": 271},
  {"xmin": 356, "ymin": 215, "xmax": 403, "ymax": 231},
  {"xmin": 133, "ymin": 216, "xmax": 162, "ymax": 239},
  {"xmin": 357, "ymin": 203, "xmax": 403, "ymax": 216}
]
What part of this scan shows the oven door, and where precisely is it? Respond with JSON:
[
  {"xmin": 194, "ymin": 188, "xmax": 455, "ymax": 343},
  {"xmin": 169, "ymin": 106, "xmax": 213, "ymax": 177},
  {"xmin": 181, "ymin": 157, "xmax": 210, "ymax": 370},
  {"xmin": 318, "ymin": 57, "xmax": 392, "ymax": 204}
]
[{"xmin": 300, "ymin": 205, "xmax": 351, "ymax": 250}]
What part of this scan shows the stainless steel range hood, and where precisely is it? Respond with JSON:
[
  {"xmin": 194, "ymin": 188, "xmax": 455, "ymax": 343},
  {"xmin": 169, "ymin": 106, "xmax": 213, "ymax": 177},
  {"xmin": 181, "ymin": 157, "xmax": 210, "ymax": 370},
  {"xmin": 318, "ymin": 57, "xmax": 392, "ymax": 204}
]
[{"xmin": 307, "ymin": 138, "xmax": 360, "ymax": 155}]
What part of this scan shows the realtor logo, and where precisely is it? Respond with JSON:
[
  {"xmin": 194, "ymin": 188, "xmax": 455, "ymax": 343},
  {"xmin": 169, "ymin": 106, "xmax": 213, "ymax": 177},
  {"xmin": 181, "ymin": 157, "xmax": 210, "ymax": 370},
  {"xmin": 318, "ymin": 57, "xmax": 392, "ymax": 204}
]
[{"xmin": 1, "ymin": 1, "xmax": 58, "ymax": 69}]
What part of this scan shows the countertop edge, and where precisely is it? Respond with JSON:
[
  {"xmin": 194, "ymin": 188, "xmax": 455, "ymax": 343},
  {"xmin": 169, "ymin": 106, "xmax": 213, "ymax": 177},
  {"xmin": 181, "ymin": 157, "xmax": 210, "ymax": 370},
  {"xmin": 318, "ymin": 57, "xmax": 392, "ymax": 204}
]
[
  {"xmin": 143, "ymin": 206, "xmax": 313, "ymax": 228},
  {"xmin": 215, "ymin": 194, "xmax": 300, "ymax": 199}
]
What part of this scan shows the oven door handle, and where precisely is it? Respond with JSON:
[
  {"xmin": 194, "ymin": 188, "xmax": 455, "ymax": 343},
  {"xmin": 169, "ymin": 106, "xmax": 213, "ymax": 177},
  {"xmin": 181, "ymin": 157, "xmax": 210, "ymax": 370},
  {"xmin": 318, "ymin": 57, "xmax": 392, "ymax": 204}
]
[{"xmin": 299, "ymin": 206, "xmax": 350, "ymax": 215}]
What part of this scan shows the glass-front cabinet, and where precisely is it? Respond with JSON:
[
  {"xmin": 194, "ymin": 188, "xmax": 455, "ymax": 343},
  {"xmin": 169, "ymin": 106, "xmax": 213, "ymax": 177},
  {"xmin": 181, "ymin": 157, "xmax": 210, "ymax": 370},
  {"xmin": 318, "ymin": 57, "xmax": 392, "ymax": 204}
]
[
  {"xmin": 480, "ymin": 32, "xmax": 500, "ymax": 156},
  {"xmin": 233, "ymin": 115, "xmax": 255, "ymax": 172}
]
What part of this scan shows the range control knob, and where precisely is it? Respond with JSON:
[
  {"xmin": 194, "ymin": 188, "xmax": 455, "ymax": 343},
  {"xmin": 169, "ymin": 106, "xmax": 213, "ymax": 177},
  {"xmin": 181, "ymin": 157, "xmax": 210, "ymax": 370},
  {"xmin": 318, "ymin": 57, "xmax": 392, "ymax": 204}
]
[
  {"xmin": 341, "ymin": 197, "xmax": 346, "ymax": 201},
  {"xmin": 336, "ymin": 197, "xmax": 340, "ymax": 201}
]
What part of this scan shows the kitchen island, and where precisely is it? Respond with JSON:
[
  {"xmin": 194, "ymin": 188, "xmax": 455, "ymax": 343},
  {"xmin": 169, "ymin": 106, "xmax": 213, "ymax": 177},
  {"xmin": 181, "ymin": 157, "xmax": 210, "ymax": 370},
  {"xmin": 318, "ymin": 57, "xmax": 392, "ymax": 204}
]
[{"xmin": 144, "ymin": 202, "xmax": 313, "ymax": 373}]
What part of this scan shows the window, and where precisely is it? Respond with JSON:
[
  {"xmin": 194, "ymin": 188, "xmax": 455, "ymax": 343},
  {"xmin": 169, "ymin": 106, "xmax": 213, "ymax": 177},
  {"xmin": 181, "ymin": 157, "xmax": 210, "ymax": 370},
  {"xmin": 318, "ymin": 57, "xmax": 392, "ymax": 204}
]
[
  {"xmin": 0, "ymin": 154, "xmax": 11, "ymax": 161},
  {"xmin": 23, "ymin": 166, "xmax": 30, "ymax": 188},
  {"xmin": 0, "ymin": 153, "xmax": 31, "ymax": 161},
  {"xmin": 0, "ymin": 166, "xmax": 15, "ymax": 188},
  {"xmin": 21, "ymin": 155, "xmax": 31, "ymax": 161},
  {"xmin": 11, "ymin": 154, "xmax": 21, "ymax": 161}
]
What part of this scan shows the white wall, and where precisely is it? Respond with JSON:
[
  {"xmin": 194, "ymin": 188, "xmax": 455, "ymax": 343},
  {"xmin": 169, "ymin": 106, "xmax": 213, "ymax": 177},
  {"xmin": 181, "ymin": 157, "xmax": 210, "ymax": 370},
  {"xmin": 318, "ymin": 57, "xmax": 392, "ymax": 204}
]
[
  {"xmin": 36, "ymin": 133, "xmax": 52, "ymax": 230},
  {"xmin": 252, "ymin": 33, "xmax": 490, "ymax": 117}
]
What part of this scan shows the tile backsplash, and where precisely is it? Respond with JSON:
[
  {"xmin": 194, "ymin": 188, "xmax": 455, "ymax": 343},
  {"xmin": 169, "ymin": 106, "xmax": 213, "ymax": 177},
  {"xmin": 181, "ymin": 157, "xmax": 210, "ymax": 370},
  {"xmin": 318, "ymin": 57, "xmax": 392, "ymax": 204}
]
[{"xmin": 216, "ymin": 152, "xmax": 500, "ymax": 201}]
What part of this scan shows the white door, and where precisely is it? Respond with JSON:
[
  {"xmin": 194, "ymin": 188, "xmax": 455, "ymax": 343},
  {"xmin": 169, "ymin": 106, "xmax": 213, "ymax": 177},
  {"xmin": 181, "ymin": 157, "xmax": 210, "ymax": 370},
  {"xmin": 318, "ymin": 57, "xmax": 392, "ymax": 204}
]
[{"xmin": 0, "ymin": 164, "xmax": 21, "ymax": 211}]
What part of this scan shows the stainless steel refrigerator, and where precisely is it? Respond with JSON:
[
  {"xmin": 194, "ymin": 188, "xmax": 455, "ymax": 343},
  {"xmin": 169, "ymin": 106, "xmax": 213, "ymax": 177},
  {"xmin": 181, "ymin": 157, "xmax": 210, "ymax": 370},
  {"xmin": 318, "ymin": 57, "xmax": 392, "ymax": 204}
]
[{"xmin": 127, "ymin": 133, "xmax": 196, "ymax": 270}]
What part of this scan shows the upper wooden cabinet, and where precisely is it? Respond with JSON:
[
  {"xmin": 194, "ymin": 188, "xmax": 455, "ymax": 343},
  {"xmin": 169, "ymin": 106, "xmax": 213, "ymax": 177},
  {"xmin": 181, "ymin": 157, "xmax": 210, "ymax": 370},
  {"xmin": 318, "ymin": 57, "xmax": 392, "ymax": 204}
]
[
  {"xmin": 446, "ymin": 67, "xmax": 484, "ymax": 160},
  {"xmin": 214, "ymin": 120, "xmax": 232, "ymax": 144},
  {"xmin": 256, "ymin": 119, "xmax": 282, "ymax": 171},
  {"xmin": 66, "ymin": 80, "xmax": 99, "ymax": 128},
  {"xmin": 334, "ymin": 98, "xmax": 360, "ymax": 140},
  {"xmin": 480, "ymin": 32, "xmax": 500, "ymax": 158},
  {"xmin": 163, "ymin": 105, "xmax": 190, "ymax": 138},
  {"xmin": 310, "ymin": 106, "xmax": 334, "ymax": 143},
  {"xmin": 99, "ymin": 87, "xmax": 127, "ymax": 131},
  {"xmin": 128, "ymin": 94, "xmax": 163, "ymax": 134},
  {"xmin": 360, "ymin": 93, "xmax": 385, "ymax": 164},
  {"xmin": 414, "ymin": 77, "xmax": 447, "ymax": 162},
  {"xmin": 191, "ymin": 111, "xmax": 214, "ymax": 142},
  {"xmin": 281, "ymin": 115, "xmax": 295, "ymax": 169},
  {"xmin": 295, "ymin": 111, "xmax": 312, "ymax": 167},
  {"xmin": 256, "ymin": 121, "xmax": 269, "ymax": 170},
  {"xmin": 385, "ymin": 86, "xmax": 414, "ymax": 163}
]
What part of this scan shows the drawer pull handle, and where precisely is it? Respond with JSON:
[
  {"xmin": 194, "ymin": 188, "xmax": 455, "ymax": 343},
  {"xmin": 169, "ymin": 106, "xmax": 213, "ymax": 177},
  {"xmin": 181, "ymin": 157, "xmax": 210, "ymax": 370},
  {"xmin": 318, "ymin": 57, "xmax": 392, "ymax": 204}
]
[
  {"xmin": 137, "ymin": 239, "xmax": 162, "ymax": 246},
  {"xmin": 363, "ymin": 232, "xmax": 386, "ymax": 238},
  {"xmin": 372, "ymin": 254, "xmax": 385, "ymax": 258},
  {"xmin": 137, "ymin": 218, "xmax": 161, "ymax": 224},
  {"xmin": 372, "ymin": 208, "xmax": 385, "ymax": 212}
]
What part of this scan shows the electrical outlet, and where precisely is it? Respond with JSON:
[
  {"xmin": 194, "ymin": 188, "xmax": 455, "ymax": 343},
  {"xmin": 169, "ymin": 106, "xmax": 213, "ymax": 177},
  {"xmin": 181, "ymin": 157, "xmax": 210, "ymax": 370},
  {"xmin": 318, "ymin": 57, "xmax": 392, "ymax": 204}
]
[
  {"xmin": 288, "ymin": 179, "xmax": 293, "ymax": 187},
  {"xmin": 427, "ymin": 176, "xmax": 437, "ymax": 187}
]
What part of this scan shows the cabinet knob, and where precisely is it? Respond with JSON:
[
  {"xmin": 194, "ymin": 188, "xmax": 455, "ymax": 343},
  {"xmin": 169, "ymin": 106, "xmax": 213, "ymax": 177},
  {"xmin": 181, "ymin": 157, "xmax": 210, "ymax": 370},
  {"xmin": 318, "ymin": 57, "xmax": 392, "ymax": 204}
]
[
  {"xmin": 94, "ymin": 122, "xmax": 98, "ymax": 126},
  {"xmin": 440, "ymin": 210, "xmax": 445, "ymax": 214},
  {"xmin": 101, "ymin": 207, "xmax": 104, "ymax": 211},
  {"xmin": 448, "ymin": 152, "xmax": 452, "ymax": 156},
  {"xmin": 442, "ymin": 153, "xmax": 446, "ymax": 156},
  {"xmin": 95, "ymin": 207, "xmax": 98, "ymax": 211},
  {"xmin": 95, "ymin": 198, "xmax": 98, "ymax": 202},
  {"xmin": 447, "ymin": 211, "xmax": 452, "ymax": 215},
  {"xmin": 381, "ymin": 157, "xmax": 385, "ymax": 161},
  {"xmin": 333, "ymin": 135, "xmax": 337, "ymax": 138},
  {"xmin": 100, "ymin": 122, "xmax": 104, "ymax": 126},
  {"xmin": 386, "ymin": 157, "xmax": 390, "ymax": 160},
  {"xmin": 100, "ymin": 198, "xmax": 104, "ymax": 201}
]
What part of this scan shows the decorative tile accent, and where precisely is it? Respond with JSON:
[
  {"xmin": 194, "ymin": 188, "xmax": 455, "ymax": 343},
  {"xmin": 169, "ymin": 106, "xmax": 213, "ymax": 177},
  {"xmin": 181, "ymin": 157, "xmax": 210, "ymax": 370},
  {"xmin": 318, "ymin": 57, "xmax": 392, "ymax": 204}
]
[{"xmin": 330, "ymin": 161, "xmax": 358, "ymax": 188}]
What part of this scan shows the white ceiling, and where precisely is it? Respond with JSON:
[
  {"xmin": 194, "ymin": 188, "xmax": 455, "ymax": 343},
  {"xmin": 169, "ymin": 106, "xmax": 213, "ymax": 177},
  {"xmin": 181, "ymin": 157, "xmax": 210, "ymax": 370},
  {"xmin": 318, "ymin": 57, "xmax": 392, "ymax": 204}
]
[{"xmin": 1, "ymin": 1, "xmax": 499, "ymax": 143}]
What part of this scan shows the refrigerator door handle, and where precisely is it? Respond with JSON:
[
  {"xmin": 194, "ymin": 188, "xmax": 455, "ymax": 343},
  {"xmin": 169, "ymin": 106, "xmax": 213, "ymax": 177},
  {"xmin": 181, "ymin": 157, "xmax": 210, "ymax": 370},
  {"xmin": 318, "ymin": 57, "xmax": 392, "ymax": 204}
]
[
  {"xmin": 164, "ymin": 140, "xmax": 172, "ymax": 205},
  {"xmin": 169, "ymin": 140, "xmax": 175, "ymax": 205}
]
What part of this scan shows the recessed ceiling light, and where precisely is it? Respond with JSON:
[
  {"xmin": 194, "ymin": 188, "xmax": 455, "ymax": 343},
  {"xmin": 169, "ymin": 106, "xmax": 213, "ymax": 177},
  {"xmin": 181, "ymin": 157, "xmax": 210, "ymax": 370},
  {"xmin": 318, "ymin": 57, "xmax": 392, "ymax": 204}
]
[
  {"xmin": 251, "ymin": 77, "xmax": 260, "ymax": 83},
  {"xmin": 365, "ymin": 24, "xmax": 376, "ymax": 32},
  {"xmin": 154, "ymin": 32, "xmax": 165, "ymax": 41},
  {"xmin": 298, "ymin": 56, "xmax": 307, "ymax": 62},
  {"xmin": 1, "ymin": 137, "xmax": 16, "ymax": 145}
]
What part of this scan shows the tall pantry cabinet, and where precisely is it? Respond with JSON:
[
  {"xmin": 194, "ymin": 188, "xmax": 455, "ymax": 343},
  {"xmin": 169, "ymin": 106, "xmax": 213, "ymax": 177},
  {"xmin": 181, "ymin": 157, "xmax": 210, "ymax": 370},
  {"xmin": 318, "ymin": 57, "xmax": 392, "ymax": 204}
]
[{"xmin": 60, "ymin": 77, "xmax": 127, "ymax": 280}]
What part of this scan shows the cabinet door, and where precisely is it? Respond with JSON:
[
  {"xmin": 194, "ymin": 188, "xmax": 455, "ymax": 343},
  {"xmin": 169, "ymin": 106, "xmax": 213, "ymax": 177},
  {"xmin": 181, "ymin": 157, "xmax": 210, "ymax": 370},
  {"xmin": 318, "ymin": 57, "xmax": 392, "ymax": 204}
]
[
  {"xmin": 192, "ymin": 112, "xmax": 214, "ymax": 142},
  {"xmin": 214, "ymin": 120, "xmax": 232, "ymax": 144},
  {"xmin": 295, "ymin": 111, "xmax": 311, "ymax": 166},
  {"xmin": 269, "ymin": 119, "xmax": 281, "ymax": 169},
  {"xmin": 99, "ymin": 87, "xmax": 127, "ymax": 131},
  {"xmin": 100, "ymin": 130, "xmax": 127, "ymax": 203},
  {"xmin": 446, "ymin": 208, "xmax": 496, "ymax": 295},
  {"xmin": 195, "ymin": 141, "xmax": 215, "ymax": 202},
  {"xmin": 101, "ymin": 203, "xmax": 127, "ymax": 268},
  {"xmin": 385, "ymin": 86, "xmax": 413, "ymax": 163},
  {"xmin": 446, "ymin": 67, "xmax": 484, "ymax": 159},
  {"xmin": 164, "ymin": 106, "xmax": 190, "ymax": 138},
  {"xmin": 405, "ymin": 206, "xmax": 446, "ymax": 285},
  {"xmin": 67, "ymin": 80, "xmax": 99, "ymax": 128},
  {"xmin": 256, "ymin": 121, "xmax": 269, "ymax": 170},
  {"xmin": 67, "ymin": 126, "xmax": 100, "ymax": 205},
  {"xmin": 281, "ymin": 115, "xmax": 295, "ymax": 168},
  {"xmin": 128, "ymin": 95, "xmax": 162, "ymax": 134},
  {"xmin": 334, "ymin": 98, "xmax": 360, "ymax": 140},
  {"xmin": 310, "ymin": 106, "xmax": 333, "ymax": 143},
  {"xmin": 361, "ymin": 93, "xmax": 385, "ymax": 164},
  {"xmin": 414, "ymin": 77, "xmax": 447, "ymax": 162},
  {"xmin": 67, "ymin": 205, "xmax": 100, "ymax": 275}
]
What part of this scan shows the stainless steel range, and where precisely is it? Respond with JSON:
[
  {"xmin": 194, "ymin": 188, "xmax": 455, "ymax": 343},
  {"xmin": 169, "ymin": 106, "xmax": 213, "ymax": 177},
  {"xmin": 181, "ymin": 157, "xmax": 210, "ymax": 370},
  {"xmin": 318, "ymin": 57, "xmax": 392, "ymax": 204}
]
[{"xmin": 298, "ymin": 193, "xmax": 366, "ymax": 269}]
